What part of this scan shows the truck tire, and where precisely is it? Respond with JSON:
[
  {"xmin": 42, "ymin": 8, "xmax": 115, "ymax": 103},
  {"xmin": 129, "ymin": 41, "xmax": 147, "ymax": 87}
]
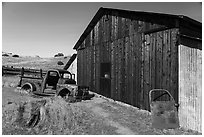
[
  {"xmin": 21, "ymin": 83, "xmax": 36, "ymax": 93},
  {"xmin": 57, "ymin": 88, "xmax": 71, "ymax": 98}
]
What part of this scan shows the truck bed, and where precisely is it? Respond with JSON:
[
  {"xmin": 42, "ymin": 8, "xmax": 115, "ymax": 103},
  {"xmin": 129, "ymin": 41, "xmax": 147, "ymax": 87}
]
[{"xmin": 19, "ymin": 76, "xmax": 43, "ymax": 92}]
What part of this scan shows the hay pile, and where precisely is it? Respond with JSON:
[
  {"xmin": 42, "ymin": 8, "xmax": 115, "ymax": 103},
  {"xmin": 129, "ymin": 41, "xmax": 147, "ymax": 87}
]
[
  {"xmin": 2, "ymin": 97, "xmax": 80, "ymax": 135},
  {"xmin": 37, "ymin": 97, "xmax": 76, "ymax": 134}
]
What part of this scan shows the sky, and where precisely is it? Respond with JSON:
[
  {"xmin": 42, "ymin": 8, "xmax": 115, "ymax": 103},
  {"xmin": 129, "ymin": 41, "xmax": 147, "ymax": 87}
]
[{"xmin": 2, "ymin": 2, "xmax": 202, "ymax": 57}]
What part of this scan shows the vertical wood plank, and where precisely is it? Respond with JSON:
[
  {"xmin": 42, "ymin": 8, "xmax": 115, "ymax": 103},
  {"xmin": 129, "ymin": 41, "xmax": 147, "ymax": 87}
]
[
  {"xmin": 121, "ymin": 17, "xmax": 126, "ymax": 38},
  {"xmin": 129, "ymin": 33, "xmax": 134, "ymax": 104},
  {"xmin": 111, "ymin": 42, "xmax": 114, "ymax": 98},
  {"xmin": 125, "ymin": 18, "xmax": 130, "ymax": 37},
  {"xmin": 170, "ymin": 29, "xmax": 179, "ymax": 102},
  {"xmin": 108, "ymin": 15, "xmax": 112, "ymax": 42},
  {"xmin": 143, "ymin": 34, "xmax": 150, "ymax": 110},
  {"xmin": 115, "ymin": 16, "xmax": 118, "ymax": 40},
  {"xmin": 134, "ymin": 33, "xmax": 140, "ymax": 107},
  {"xmin": 132, "ymin": 33, "xmax": 137, "ymax": 106},
  {"xmin": 111, "ymin": 16, "xmax": 115, "ymax": 42},
  {"xmin": 152, "ymin": 33, "xmax": 156, "ymax": 90},
  {"xmin": 77, "ymin": 50, "xmax": 80, "ymax": 85},
  {"xmin": 121, "ymin": 37, "xmax": 125, "ymax": 102},
  {"xmin": 115, "ymin": 40, "xmax": 119, "ymax": 100},
  {"xmin": 179, "ymin": 44, "xmax": 202, "ymax": 133},
  {"xmin": 124, "ymin": 36, "xmax": 129, "ymax": 103},
  {"xmin": 118, "ymin": 17, "xmax": 122, "ymax": 39},
  {"xmin": 166, "ymin": 30, "xmax": 171, "ymax": 93},
  {"xmin": 93, "ymin": 29, "xmax": 96, "ymax": 91},
  {"xmin": 137, "ymin": 32, "xmax": 142, "ymax": 108},
  {"xmin": 140, "ymin": 33, "xmax": 145, "ymax": 109},
  {"xmin": 162, "ymin": 31, "xmax": 168, "ymax": 90},
  {"xmin": 149, "ymin": 33, "xmax": 155, "ymax": 102},
  {"xmin": 118, "ymin": 39, "xmax": 122, "ymax": 100}
]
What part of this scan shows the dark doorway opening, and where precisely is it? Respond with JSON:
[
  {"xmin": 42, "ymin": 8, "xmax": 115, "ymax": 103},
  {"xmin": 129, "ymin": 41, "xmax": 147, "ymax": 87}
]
[{"xmin": 100, "ymin": 63, "xmax": 111, "ymax": 98}]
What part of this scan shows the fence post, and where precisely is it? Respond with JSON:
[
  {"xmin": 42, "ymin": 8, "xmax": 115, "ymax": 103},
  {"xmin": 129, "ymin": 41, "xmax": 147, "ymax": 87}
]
[
  {"xmin": 40, "ymin": 69, "xmax": 43, "ymax": 78},
  {"xmin": 2, "ymin": 67, "xmax": 4, "ymax": 76},
  {"xmin": 21, "ymin": 67, "xmax": 24, "ymax": 77},
  {"xmin": 18, "ymin": 67, "xmax": 24, "ymax": 87}
]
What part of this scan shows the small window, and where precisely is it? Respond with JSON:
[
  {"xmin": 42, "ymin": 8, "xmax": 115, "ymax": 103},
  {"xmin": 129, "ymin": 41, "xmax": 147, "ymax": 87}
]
[
  {"xmin": 49, "ymin": 71, "xmax": 58, "ymax": 77},
  {"xmin": 63, "ymin": 73, "xmax": 71, "ymax": 79}
]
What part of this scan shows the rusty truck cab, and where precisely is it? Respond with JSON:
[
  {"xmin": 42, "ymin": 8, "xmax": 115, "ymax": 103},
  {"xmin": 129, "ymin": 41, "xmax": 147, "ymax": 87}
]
[{"xmin": 42, "ymin": 69, "xmax": 76, "ymax": 94}]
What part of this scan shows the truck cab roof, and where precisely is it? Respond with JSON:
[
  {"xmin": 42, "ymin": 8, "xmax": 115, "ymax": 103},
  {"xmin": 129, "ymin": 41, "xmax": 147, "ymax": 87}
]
[{"xmin": 48, "ymin": 69, "xmax": 71, "ymax": 73}]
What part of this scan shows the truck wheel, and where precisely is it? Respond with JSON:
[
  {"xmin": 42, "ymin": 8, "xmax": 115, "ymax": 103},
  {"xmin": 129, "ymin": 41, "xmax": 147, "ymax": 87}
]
[
  {"xmin": 21, "ymin": 83, "xmax": 36, "ymax": 93},
  {"xmin": 58, "ymin": 88, "xmax": 71, "ymax": 99}
]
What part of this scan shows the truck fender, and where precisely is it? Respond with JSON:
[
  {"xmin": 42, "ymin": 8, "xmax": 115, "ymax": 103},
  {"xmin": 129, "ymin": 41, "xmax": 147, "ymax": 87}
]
[
  {"xmin": 21, "ymin": 82, "xmax": 36, "ymax": 93},
  {"xmin": 57, "ymin": 88, "xmax": 71, "ymax": 98}
]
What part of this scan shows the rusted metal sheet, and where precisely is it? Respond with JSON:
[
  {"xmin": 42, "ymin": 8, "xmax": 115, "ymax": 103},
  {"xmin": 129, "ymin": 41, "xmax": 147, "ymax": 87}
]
[
  {"xmin": 149, "ymin": 89, "xmax": 179, "ymax": 129},
  {"xmin": 178, "ymin": 45, "xmax": 202, "ymax": 132}
]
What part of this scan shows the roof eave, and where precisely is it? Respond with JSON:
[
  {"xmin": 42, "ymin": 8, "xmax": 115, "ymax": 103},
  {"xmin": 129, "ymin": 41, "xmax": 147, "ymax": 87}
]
[{"xmin": 73, "ymin": 7, "xmax": 202, "ymax": 50}]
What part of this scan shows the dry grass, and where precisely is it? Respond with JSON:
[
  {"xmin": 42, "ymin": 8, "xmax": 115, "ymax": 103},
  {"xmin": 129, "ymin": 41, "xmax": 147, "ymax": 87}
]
[
  {"xmin": 37, "ymin": 97, "xmax": 76, "ymax": 135},
  {"xmin": 2, "ymin": 96, "xmax": 84, "ymax": 135},
  {"xmin": 2, "ymin": 86, "xmax": 117, "ymax": 135},
  {"xmin": 2, "ymin": 75, "xmax": 20, "ymax": 88}
]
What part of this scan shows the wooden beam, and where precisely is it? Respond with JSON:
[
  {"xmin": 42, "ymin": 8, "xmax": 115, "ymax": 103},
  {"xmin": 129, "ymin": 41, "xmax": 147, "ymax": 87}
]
[
  {"xmin": 179, "ymin": 34, "xmax": 202, "ymax": 50},
  {"xmin": 143, "ymin": 26, "xmax": 172, "ymax": 34}
]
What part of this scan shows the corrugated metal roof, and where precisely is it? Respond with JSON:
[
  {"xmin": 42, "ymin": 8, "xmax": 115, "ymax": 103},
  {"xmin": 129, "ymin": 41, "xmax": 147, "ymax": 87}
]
[{"xmin": 73, "ymin": 7, "xmax": 201, "ymax": 50}]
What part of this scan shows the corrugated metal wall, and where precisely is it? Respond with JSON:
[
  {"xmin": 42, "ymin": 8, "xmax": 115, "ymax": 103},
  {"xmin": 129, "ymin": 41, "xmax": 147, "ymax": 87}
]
[
  {"xmin": 178, "ymin": 44, "xmax": 202, "ymax": 132},
  {"xmin": 77, "ymin": 14, "xmax": 179, "ymax": 110}
]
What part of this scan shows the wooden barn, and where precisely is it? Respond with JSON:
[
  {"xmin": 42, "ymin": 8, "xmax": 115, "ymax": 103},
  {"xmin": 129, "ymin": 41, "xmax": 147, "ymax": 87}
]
[{"xmin": 73, "ymin": 7, "xmax": 202, "ymax": 132}]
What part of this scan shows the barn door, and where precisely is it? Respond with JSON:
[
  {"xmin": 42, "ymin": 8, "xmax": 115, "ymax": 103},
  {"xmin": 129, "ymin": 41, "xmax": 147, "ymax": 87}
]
[{"xmin": 100, "ymin": 63, "xmax": 111, "ymax": 98}]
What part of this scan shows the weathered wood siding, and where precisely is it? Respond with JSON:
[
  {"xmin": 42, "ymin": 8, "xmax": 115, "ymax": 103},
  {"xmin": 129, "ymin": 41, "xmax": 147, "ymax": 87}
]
[
  {"xmin": 77, "ymin": 14, "xmax": 179, "ymax": 110},
  {"xmin": 178, "ymin": 44, "xmax": 202, "ymax": 132},
  {"xmin": 142, "ymin": 29, "xmax": 179, "ymax": 110}
]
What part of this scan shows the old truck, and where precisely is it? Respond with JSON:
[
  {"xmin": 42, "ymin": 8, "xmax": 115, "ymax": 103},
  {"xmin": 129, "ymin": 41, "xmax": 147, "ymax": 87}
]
[
  {"xmin": 18, "ymin": 54, "xmax": 79, "ymax": 98},
  {"xmin": 18, "ymin": 68, "xmax": 77, "ymax": 98}
]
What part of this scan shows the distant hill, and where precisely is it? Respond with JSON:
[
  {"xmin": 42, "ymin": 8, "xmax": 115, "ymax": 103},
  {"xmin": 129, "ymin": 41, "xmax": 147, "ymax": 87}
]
[
  {"xmin": 2, "ymin": 55, "xmax": 72, "ymax": 70},
  {"xmin": 2, "ymin": 52, "xmax": 13, "ymax": 57}
]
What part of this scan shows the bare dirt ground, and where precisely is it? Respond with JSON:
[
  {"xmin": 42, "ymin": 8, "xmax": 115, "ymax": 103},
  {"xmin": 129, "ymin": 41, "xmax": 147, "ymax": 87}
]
[{"xmin": 2, "ymin": 56, "xmax": 201, "ymax": 135}]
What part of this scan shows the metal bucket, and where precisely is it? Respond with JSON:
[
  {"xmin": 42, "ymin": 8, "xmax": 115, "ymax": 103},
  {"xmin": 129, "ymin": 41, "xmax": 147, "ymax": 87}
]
[{"xmin": 149, "ymin": 89, "xmax": 179, "ymax": 129}]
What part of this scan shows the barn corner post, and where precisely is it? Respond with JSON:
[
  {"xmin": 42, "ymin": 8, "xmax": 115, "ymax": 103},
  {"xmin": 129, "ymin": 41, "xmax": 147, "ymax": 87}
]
[{"xmin": 178, "ymin": 34, "xmax": 202, "ymax": 133}]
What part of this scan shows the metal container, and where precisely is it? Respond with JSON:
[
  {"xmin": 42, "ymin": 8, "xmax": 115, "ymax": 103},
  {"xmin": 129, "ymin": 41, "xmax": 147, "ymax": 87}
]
[{"xmin": 149, "ymin": 89, "xmax": 179, "ymax": 129}]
